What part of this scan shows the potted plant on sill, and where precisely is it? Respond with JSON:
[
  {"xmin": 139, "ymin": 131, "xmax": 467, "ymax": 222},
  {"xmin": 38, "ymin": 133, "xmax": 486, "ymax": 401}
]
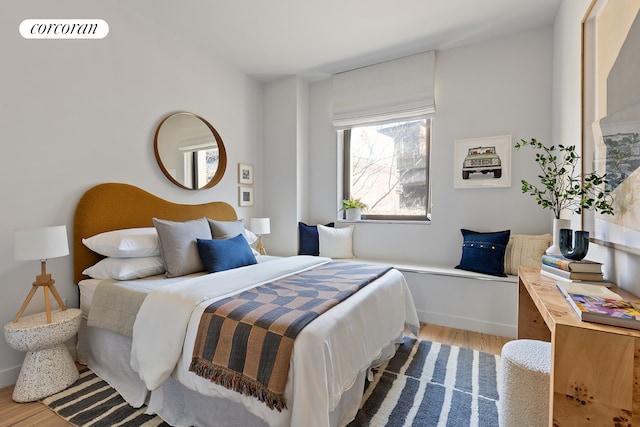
[
  {"xmin": 340, "ymin": 198, "xmax": 368, "ymax": 221},
  {"xmin": 515, "ymin": 138, "xmax": 614, "ymax": 256}
]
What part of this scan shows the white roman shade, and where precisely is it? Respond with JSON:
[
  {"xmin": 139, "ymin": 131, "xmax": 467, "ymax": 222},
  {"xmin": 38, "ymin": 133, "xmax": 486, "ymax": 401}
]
[{"xmin": 331, "ymin": 51, "xmax": 435, "ymax": 129}]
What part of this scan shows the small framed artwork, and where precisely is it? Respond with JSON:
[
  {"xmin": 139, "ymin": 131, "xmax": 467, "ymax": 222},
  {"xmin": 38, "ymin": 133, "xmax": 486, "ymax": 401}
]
[
  {"xmin": 238, "ymin": 163, "xmax": 254, "ymax": 185},
  {"xmin": 453, "ymin": 135, "xmax": 512, "ymax": 189},
  {"xmin": 238, "ymin": 186, "xmax": 254, "ymax": 207}
]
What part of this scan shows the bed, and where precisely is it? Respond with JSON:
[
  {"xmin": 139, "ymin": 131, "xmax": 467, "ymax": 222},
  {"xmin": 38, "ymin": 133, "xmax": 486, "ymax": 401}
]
[{"xmin": 73, "ymin": 183, "xmax": 419, "ymax": 427}]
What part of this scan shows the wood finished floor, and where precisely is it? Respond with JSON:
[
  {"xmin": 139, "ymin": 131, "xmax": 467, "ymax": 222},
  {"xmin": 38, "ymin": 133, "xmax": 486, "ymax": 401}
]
[{"xmin": 0, "ymin": 324, "xmax": 512, "ymax": 427}]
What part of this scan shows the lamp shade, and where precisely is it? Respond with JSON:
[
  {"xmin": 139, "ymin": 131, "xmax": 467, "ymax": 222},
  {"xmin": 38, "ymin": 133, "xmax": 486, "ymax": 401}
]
[
  {"xmin": 14, "ymin": 225, "xmax": 69, "ymax": 261},
  {"xmin": 249, "ymin": 218, "xmax": 270, "ymax": 235}
]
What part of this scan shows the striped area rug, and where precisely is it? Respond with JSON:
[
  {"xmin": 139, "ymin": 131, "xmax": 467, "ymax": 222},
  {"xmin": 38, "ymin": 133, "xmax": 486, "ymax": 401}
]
[
  {"xmin": 349, "ymin": 337, "xmax": 501, "ymax": 426},
  {"xmin": 43, "ymin": 338, "xmax": 500, "ymax": 427},
  {"xmin": 42, "ymin": 368, "xmax": 169, "ymax": 427}
]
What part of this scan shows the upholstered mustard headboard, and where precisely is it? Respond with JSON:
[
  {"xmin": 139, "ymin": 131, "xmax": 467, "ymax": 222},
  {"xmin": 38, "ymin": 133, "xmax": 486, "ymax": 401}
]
[{"xmin": 73, "ymin": 183, "xmax": 237, "ymax": 284}]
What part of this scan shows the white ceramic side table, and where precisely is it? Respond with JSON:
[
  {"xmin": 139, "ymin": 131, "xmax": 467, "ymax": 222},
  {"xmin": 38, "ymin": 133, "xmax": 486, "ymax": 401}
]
[{"xmin": 4, "ymin": 308, "xmax": 82, "ymax": 402}]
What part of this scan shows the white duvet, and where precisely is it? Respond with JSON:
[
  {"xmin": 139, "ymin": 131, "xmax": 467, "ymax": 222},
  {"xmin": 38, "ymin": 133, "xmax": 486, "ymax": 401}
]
[{"xmin": 130, "ymin": 256, "xmax": 419, "ymax": 427}]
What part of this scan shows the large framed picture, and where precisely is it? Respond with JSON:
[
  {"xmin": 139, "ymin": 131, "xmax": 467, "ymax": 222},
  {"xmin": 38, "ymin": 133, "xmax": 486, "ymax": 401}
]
[
  {"xmin": 453, "ymin": 135, "xmax": 511, "ymax": 189},
  {"xmin": 582, "ymin": 0, "xmax": 640, "ymax": 254}
]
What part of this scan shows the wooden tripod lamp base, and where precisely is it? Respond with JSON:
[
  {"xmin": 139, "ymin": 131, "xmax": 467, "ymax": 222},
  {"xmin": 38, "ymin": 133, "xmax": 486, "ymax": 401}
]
[
  {"xmin": 256, "ymin": 235, "xmax": 267, "ymax": 255},
  {"xmin": 13, "ymin": 261, "xmax": 67, "ymax": 324},
  {"xmin": 249, "ymin": 218, "xmax": 270, "ymax": 256}
]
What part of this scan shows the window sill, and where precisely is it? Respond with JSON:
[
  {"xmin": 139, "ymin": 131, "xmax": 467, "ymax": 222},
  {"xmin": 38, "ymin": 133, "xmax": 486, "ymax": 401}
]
[{"xmin": 336, "ymin": 219, "xmax": 431, "ymax": 225}]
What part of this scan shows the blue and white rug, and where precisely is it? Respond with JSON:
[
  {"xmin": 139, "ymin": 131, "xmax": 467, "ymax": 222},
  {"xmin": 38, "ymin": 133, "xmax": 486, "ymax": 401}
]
[
  {"xmin": 349, "ymin": 337, "xmax": 501, "ymax": 427},
  {"xmin": 43, "ymin": 337, "xmax": 500, "ymax": 427},
  {"xmin": 43, "ymin": 367, "xmax": 169, "ymax": 426}
]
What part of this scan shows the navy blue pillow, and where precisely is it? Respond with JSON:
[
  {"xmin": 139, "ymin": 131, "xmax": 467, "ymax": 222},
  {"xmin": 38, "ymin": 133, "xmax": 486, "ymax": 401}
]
[
  {"xmin": 298, "ymin": 222, "xmax": 334, "ymax": 256},
  {"xmin": 197, "ymin": 234, "xmax": 257, "ymax": 273},
  {"xmin": 455, "ymin": 229, "xmax": 510, "ymax": 277}
]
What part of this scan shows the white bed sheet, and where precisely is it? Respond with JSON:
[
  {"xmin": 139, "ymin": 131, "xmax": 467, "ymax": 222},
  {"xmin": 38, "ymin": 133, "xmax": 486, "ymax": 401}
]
[
  {"xmin": 175, "ymin": 265, "xmax": 416, "ymax": 427},
  {"xmin": 79, "ymin": 256, "xmax": 419, "ymax": 427},
  {"xmin": 78, "ymin": 320, "xmax": 390, "ymax": 427}
]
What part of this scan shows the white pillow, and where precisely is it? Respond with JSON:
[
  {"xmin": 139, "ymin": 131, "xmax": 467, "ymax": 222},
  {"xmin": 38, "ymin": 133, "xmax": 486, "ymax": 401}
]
[
  {"xmin": 82, "ymin": 256, "xmax": 165, "ymax": 280},
  {"xmin": 318, "ymin": 225, "xmax": 354, "ymax": 259},
  {"xmin": 82, "ymin": 227, "xmax": 160, "ymax": 258},
  {"xmin": 243, "ymin": 228, "xmax": 258, "ymax": 245}
]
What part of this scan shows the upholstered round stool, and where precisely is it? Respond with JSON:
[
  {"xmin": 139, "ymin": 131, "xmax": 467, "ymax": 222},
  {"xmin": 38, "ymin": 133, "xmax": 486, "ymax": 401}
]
[
  {"xmin": 499, "ymin": 339, "xmax": 551, "ymax": 427},
  {"xmin": 4, "ymin": 308, "xmax": 82, "ymax": 402}
]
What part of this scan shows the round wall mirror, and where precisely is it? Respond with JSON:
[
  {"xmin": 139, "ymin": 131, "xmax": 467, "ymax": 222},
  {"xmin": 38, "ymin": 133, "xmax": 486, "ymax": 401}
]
[{"xmin": 154, "ymin": 112, "xmax": 227, "ymax": 190}]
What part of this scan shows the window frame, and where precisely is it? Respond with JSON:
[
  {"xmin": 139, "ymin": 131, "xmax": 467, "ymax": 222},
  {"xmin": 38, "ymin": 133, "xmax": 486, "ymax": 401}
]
[{"xmin": 341, "ymin": 118, "xmax": 432, "ymax": 223}]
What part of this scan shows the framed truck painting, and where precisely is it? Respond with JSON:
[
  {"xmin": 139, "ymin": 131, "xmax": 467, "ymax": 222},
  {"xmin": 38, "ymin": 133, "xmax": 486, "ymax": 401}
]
[
  {"xmin": 454, "ymin": 135, "xmax": 511, "ymax": 189},
  {"xmin": 582, "ymin": 0, "xmax": 640, "ymax": 254}
]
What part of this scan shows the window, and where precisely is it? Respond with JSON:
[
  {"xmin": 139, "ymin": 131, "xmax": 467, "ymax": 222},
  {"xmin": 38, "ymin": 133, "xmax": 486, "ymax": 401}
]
[
  {"xmin": 342, "ymin": 118, "xmax": 431, "ymax": 221},
  {"xmin": 182, "ymin": 147, "xmax": 219, "ymax": 189}
]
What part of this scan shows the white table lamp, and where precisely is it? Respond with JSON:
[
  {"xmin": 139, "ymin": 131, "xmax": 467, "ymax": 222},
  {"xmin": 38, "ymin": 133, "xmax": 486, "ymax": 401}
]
[
  {"xmin": 14, "ymin": 225, "xmax": 69, "ymax": 323},
  {"xmin": 249, "ymin": 218, "xmax": 270, "ymax": 255}
]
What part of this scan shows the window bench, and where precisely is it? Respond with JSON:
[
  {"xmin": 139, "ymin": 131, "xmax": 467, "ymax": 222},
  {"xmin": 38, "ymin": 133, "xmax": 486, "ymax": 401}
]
[{"xmin": 349, "ymin": 258, "xmax": 518, "ymax": 338}]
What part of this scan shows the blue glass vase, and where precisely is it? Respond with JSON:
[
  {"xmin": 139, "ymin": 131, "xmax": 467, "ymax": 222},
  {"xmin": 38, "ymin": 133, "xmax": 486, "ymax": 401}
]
[{"xmin": 559, "ymin": 229, "xmax": 589, "ymax": 260}]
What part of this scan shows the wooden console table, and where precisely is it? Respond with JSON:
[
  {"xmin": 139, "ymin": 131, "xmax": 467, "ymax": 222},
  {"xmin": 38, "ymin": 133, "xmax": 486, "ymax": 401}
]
[{"xmin": 518, "ymin": 266, "xmax": 640, "ymax": 426}]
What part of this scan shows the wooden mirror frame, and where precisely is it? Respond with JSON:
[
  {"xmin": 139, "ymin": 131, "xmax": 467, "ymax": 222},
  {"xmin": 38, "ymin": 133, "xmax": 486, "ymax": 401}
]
[{"xmin": 154, "ymin": 112, "xmax": 227, "ymax": 190}]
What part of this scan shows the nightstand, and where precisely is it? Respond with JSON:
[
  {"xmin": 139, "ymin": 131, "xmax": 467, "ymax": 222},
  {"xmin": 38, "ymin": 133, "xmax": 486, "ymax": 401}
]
[{"xmin": 4, "ymin": 308, "xmax": 82, "ymax": 402}]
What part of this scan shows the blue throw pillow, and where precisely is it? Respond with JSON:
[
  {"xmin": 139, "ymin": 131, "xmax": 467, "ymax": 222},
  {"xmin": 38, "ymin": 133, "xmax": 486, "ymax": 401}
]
[
  {"xmin": 298, "ymin": 222, "xmax": 334, "ymax": 256},
  {"xmin": 455, "ymin": 229, "xmax": 510, "ymax": 277},
  {"xmin": 197, "ymin": 234, "xmax": 257, "ymax": 273}
]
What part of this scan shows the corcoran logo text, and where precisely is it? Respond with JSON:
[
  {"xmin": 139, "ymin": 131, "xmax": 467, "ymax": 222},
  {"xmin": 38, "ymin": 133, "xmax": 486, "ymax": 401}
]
[{"xmin": 20, "ymin": 19, "xmax": 109, "ymax": 39}]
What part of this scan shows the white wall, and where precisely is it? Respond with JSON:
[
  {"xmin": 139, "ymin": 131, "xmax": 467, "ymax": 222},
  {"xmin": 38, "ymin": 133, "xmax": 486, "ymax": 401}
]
[
  {"xmin": 307, "ymin": 26, "xmax": 554, "ymax": 266},
  {"xmin": 553, "ymin": 0, "xmax": 640, "ymax": 294},
  {"xmin": 262, "ymin": 77, "xmax": 306, "ymax": 255},
  {"xmin": 0, "ymin": 1, "xmax": 262, "ymax": 387}
]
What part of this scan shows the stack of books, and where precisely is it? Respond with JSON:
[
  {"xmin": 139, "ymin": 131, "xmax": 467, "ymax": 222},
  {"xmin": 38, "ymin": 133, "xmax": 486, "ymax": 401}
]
[
  {"xmin": 540, "ymin": 254, "xmax": 605, "ymax": 282},
  {"xmin": 556, "ymin": 281, "xmax": 640, "ymax": 330}
]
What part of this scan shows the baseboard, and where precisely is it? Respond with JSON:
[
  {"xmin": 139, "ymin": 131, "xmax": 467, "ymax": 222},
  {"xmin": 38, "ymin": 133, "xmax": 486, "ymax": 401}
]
[
  {"xmin": 0, "ymin": 365, "xmax": 20, "ymax": 389},
  {"xmin": 0, "ymin": 339, "xmax": 77, "ymax": 389},
  {"xmin": 416, "ymin": 309, "xmax": 517, "ymax": 339}
]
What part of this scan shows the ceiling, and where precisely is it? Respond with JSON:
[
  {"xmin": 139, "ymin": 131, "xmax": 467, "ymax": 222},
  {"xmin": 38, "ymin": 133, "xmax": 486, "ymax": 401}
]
[{"xmin": 123, "ymin": 0, "xmax": 562, "ymax": 82}]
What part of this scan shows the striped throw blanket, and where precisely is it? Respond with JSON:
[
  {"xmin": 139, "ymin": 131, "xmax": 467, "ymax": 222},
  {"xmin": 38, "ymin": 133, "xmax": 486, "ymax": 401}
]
[{"xmin": 189, "ymin": 261, "xmax": 392, "ymax": 411}]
